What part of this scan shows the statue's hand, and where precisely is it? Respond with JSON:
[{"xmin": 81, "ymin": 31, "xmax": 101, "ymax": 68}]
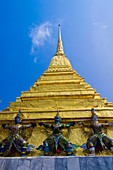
[
  {"xmin": 31, "ymin": 123, "xmax": 36, "ymax": 128},
  {"xmin": 78, "ymin": 121, "xmax": 83, "ymax": 125},
  {"xmin": 70, "ymin": 122, "xmax": 75, "ymax": 126},
  {"xmin": 108, "ymin": 122, "xmax": 113, "ymax": 126},
  {"xmin": 38, "ymin": 122, "xmax": 44, "ymax": 126},
  {"xmin": 2, "ymin": 124, "xmax": 6, "ymax": 129}
]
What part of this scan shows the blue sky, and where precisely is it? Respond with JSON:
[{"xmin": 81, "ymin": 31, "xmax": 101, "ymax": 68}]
[{"xmin": 0, "ymin": 0, "xmax": 113, "ymax": 110}]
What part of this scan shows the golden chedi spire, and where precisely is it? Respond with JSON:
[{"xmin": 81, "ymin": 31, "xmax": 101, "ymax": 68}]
[
  {"xmin": 47, "ymin": 25, "xmax": 73, "ymax": 72},
  {"xmin": 56, "ymin": 24, "xmax": 64, "ymax": 55}
]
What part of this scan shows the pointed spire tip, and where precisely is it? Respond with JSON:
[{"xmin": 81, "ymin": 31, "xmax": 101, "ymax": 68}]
[{"xmin": 56, "ymin": 24, "xmax": 64, "ymax": 55}]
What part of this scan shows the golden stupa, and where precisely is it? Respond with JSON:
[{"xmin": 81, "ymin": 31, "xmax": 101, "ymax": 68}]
[{"xmin": 0, "ymin": 25, "xmax": 113, "ymax": 156}]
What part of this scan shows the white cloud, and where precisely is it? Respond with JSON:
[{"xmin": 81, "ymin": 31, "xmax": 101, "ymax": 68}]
[
  {"xmin": 93, "ymin": 22, "xmax": 107, "ymax": 30},
  {"xmin": 29, "ymin": 21, "xmax": 52, "ymax": 61},
  {"xmin": 34, "ymin": 57, "xmax": 38, "ymax": 63}
]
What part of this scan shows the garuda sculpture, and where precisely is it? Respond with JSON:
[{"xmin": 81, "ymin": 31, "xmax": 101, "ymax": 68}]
[
  {"xmin": 0, "ymin": 110, "xmax": 36, "ymax": 156},
  {"xmin": 37, "ymin": 112, "xmax": 79, "ymax": 156}
]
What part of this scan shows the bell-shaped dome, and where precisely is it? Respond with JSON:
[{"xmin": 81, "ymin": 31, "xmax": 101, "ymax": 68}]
[{"xmin": 49, "ymin": 54, "xmax": 72, "ymax": 68}]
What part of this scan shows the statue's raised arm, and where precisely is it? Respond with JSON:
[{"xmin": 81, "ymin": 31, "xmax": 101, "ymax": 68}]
[{"xmin": 38, "ymin": 122, "xmax": 50, "ymax": 128}]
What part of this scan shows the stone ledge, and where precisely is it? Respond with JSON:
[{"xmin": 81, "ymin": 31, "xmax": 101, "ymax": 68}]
[{"xmin": 0, "ymin": 156, "xmax": 113, "ymax": 170}]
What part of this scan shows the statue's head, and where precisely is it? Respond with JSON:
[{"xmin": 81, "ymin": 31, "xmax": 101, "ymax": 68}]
[
  {"xmin": 14, "ymin": 110, "xmax": 21, "ymax": 124},
  {"xmin": 54, "ymin": 111, "xmax": 61, "ymax": 124},
  {"xmin": 91, "ymin": 108, "xmax": 95, "ymax": 114},
  {"xmin": 91, "ymin": 108, "xmax": 98, "ymax": 123}
]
